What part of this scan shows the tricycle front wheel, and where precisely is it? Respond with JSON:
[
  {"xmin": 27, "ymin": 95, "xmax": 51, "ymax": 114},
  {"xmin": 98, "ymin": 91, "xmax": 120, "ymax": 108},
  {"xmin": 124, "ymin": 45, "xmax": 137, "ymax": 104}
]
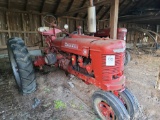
[
  {"xmin": 118, "ymin": 88, "xmax": 139, "ymax": 119},
  {"xmin": 92, "ymin": 90, "xmax": 130, "ymax": 120}
]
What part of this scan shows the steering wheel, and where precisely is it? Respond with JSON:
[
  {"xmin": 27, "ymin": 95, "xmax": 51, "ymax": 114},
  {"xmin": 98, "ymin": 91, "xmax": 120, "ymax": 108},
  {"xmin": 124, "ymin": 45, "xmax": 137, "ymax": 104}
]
[{"xmin": 43, "ymin": 15, "xmax": 57, "ymax": 27}]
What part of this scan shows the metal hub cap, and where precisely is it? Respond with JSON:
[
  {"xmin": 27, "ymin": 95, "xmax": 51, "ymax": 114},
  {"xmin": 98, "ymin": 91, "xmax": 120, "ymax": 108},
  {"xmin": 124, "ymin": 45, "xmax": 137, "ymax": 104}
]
[{"xmin": 98, "ymin": 101, "xmax": 115, "ymax": 120}]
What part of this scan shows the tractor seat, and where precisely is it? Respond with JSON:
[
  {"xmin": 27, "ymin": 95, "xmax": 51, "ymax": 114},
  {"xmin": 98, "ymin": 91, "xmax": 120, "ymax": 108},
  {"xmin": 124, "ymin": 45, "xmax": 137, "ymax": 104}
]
[{"xmin": 38, "ymin": 27, "xmax": 51, "ymax": 32}]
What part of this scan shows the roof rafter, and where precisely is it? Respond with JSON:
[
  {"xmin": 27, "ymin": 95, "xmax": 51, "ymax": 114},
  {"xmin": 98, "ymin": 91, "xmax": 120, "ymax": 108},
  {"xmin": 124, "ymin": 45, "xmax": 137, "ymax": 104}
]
[
  {"xmin": 118, "ymin": 0, "xmax": 126, "ymax": 10},
  {"xmin": 74, "ymin": 0, "xmax": 87, "ymax": 17},
  {"xmin": 53, "ymin": 0, "xmax": 61, "ymax": 14},
  {"xmin": 7, "ymin": 0, "xmax": 10, "ymax": 9},
  {"xmin": 25, "ymin": 0, "xmax": 29, "ymax": 11},
  {"xmin": 66, "ymin": 0, "xmax": 74, "ymax": 12},
  {"xmin": 83, "ymin": 13, "xmax": 87, "ymax": 19},
  {"xmin": 119, "ymin": 0, "xmax": 132, "ymax": 15},
  {"xmin": 96, "ymin": 5, "xmax": 104, "ymax": 16},
  {"xmin": 99, "ymin": 6, "xmax": 110, "ymax": 20},
  {"xmin": 40, "ymin": 0, "xmax": 46, "ymax": 13},
  {"xmin": 58, "ymin": 0, "xmax": 111, "ymax": 17}
]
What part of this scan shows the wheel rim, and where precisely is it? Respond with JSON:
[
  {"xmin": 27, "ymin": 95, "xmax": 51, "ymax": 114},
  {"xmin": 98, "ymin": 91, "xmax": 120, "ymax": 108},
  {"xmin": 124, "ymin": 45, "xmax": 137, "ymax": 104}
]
[
  {"xmin": 98, "ymin": 101, "xmax": 115, "ymax": 120},
  {"xmin": 94, "ymin": 98, "xmax": 115, "ymax": 120},
  {"xmin": 8, "ymin": 45, "xmax": 21, "ymax": 88}
]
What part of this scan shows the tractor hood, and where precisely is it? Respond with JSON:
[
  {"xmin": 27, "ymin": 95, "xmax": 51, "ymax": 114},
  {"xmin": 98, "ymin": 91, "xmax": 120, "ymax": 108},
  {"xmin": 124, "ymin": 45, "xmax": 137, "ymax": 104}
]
[
  {"xmin": 56, "ymin": 34, "xmax": 125, "ymax": 57},
  {"xmin": 90, "ymin": 39, "xmax": 126, "ymax": 54}
]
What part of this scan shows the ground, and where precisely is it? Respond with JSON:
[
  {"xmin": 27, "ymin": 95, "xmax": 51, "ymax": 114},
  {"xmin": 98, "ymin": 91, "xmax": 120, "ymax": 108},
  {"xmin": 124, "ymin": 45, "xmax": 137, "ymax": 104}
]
[{"xmin": 0, "ymin": 51, "xmax": 160, "ymax": 120}]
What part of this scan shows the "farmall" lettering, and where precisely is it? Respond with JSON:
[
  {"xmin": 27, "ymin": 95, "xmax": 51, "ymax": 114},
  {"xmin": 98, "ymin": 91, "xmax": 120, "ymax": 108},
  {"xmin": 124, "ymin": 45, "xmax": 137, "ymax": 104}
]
[{"xmin": 64, "ymin": 42, "xmax": 78, "ymax": 49}]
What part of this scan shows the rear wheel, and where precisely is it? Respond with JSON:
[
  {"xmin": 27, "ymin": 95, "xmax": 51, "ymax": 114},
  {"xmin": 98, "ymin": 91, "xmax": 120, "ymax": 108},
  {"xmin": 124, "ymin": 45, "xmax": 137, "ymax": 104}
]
[
  {"xmin": 7, "ymin": 37, "xmax": 36, "ymax": 94},
  {"xmin": 92, "ymin": 90, "xmax": 130, "ymax": 120},
  {"xmin": 118, "ymin": 88, "xmax": 139, "ymax": 119}
]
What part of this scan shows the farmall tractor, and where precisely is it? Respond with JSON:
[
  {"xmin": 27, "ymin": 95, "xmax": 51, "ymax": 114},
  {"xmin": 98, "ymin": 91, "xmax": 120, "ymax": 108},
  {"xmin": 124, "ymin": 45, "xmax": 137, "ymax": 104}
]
[{"xmin": 7, "ymin": 15, "xmax": 139, "ymax": 120}]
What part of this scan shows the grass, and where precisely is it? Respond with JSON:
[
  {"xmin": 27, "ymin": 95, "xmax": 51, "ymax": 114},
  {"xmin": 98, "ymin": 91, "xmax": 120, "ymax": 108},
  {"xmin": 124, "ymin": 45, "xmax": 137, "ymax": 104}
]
[{"xmin": 54, "ymin": 100, "xmax": 66, "ymax": 110}]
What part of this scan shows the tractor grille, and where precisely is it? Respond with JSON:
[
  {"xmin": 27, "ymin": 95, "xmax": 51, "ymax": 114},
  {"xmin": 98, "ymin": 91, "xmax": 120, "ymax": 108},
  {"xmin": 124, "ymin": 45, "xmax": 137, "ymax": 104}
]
[{"xmin": 102, "ymin": 53, "xmax": 124, "ymax": 81}]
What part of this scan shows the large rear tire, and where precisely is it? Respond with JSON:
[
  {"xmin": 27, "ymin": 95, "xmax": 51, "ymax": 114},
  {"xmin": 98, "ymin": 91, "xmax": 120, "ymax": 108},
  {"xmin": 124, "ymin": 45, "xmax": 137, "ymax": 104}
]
[
  {"xmin": 7, "ymin": 37, "xmax": 36, "ymax": 94},
  {"xmin": 92, "ymin": 90, "xmax": 130, "ymax": 120}
]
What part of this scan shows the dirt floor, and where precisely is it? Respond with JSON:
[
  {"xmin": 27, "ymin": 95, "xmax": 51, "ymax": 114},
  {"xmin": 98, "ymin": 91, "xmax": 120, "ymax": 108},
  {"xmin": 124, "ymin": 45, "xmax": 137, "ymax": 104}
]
[{"xmin": 0, "ymin": 51, "xmax": 160, "ymax": 120}]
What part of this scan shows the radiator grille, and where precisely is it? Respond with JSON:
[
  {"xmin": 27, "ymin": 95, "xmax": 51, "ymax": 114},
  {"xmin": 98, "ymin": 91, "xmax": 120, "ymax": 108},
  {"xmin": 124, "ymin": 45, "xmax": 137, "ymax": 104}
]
[{"xmin": 102, "ymin": 53, "xmax": 124, "ymax": 81}]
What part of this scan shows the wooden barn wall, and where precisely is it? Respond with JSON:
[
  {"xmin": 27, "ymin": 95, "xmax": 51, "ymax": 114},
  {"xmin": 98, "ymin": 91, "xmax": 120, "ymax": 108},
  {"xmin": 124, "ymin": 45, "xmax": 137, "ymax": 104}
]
[
  {"xmin": 97, "ymin": 20, "xmax": 159, "ymax": 43},
  {"xmin": 57, "ymin": 17, "xmax": 85, "ymax": 33},
  {"xmin": 0, "ymin": 11, "xmax": 85, "ymax": 48},
  {"xmin": 0, "ymin": 11, "xmax": 43, "ymax": 47},
  {"xmin": 118, "ymin": 23, "xmax": 158, "ymax": 43}
]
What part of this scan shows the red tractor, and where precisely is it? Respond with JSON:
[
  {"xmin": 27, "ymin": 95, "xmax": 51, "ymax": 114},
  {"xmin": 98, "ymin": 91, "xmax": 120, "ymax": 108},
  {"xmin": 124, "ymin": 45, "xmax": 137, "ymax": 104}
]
[{"xmin": 7, "ymin": 16, "xmax": 138, "ymax": 120}]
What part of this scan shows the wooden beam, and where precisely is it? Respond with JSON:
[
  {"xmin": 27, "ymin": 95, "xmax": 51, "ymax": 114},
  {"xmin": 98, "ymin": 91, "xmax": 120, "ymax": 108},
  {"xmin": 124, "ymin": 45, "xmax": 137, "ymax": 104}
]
[
  {"xmin": 99, "ymin": 6, "xmax": 110, "ymax": 20},
  {"xmin": 61, "ymin": 16, "xmax": 85, "ymax": 21},
  {"xmin": 0, "ymin": 30, "xmax": 38, "ymax": 33},
  {"xmin": 96, "ymin": 5, "xmax": 104, "ymax": 16},
  {"xmin": 6, "ymin": 12, "xmax": 11, "ymax": 38},
  {"xmin": 7, "ymin": 0, "xmax": 10, "ymax": 9},
  {"xmin": 118, "ymin": 0, "xmax": 126, "ymax": 13},
  {"xmin": 119, "ymin": 15, "xmax": 160, "ymax": 23},
  {"xmin": 119, "ymin": 0, "xmax": 132, "ymax": 15},
  {"xmin": 110, "ymin": 0, "xmax": 119, "ymax": 39},
  {"xmin": 25, "ymin": 0, "xmax": 29, "ymax": 11},
  {"xmin": 22, "ymin": 14, "xmax": 26, "ymax": 42},
  {"xmin": 58, "ymin": 0, "xmax": 111, "ymax": 17},
  {"xmin": 74, "ymin": 0, "xmax": 87, "ymax": 17},
  {"xmin": 100, "ymin": 0, "xmax": 125, "ymax": 20},
  {"xmin": 66, "ymin": 0, "xmax": 74, "ymax": 12},
  {"xmin": 83, "ymin": 13, "xmax": 87, "ymax": 19},
  {"xmin": 119, "ymin": 0, "xmax": 126, "ymax": 6},
  {"xmin": 40, "ymin": 0, "xmax": 46, "ymax": 13},
  {"xmin": 135, "ymin": 0, "xmax": 148, "ymax": 8},
  {"xmin": 53, "ymin": 0, "xmax": 61, "ymax": 14}
]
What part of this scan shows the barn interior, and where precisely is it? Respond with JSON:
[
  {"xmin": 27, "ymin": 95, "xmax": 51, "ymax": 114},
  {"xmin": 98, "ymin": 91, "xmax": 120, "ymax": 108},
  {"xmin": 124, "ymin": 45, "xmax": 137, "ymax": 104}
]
[{"xmin": 0, "ymin": 0, "xmax": 160, "ymax": 119}]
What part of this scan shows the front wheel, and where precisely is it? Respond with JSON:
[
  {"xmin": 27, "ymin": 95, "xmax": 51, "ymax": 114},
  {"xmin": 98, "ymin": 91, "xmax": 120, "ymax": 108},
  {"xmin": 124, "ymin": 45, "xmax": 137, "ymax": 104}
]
[
  {"xmin": 92, "ymin": 90, "xmax": 130, "ymax": 120},
  {"xmin": 118, "ymin": 88, "xmax": 139, "ymax": 119},
  {"xmin": 7, "ymin": 37, "xmax": 36, "ymax": 94}
]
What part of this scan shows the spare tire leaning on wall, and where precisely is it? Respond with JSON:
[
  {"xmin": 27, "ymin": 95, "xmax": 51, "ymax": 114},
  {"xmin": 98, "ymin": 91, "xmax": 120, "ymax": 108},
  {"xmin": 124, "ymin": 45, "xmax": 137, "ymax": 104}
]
[{"xmin": 7, "ymin": 37, "xmax": 36, "ymax": 94}]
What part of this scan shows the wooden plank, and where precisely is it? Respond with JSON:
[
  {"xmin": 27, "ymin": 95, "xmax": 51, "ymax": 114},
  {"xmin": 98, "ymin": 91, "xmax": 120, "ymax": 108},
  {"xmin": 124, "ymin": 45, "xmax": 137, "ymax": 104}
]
[
  {"xmin": 74, "ymin": 0, "xmax": 87, "ymax": 17},
  {"xmin": 96, "ymin": 5, "xmax": 104, "ymax": 16},
  {"xmin": 0, "ymin": 46, "xmax": 40, "ymax": 54},
  {"xmin": 58, "ymin": 0, "xmax": 111, "ymax": 17},
  {"xmin": 53, "ymin": 0, "xmax": 61, "ymax": 14},
  {"xmin": 22, "ymin": 13, "xmax": 26, "ymax": 42},
  {"xmin": 25, "ymin": 0, "xmax": 29, "ymax": 11},
  {"xmin": 0, "ymin": 30, "xmax": 38, "ymax": 33},
  {"xmin": 7, "ymin": 0, "xmax": 10, "ymax": 9},
  {"xmin": 0, "ymin": 8, "xmax": 45, "ymax": 15},
  {"xmin": 40, "ymin": 0, "xmax": 46, "ymax": 13},
  {"xmin": 110, "ymin": 0, "xmax": 119, "ymax": 39},
  {"xmin": 61, "ymin": 16, "xmax": 85, "ymax": 21},
  {"xmin": 6, "ymin": 12, "xmax": 11, "ymax": 38},
  {"xmin": 119, "ymin": 0, "xmax": 132, "ymax": 15},
  {"xmin": 66, "ymin": 0, "xmax": 74, "ymax": 12},
  {"xmin": 99, "ymin": 6, "xmax": 110, "ymax": 20}
]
